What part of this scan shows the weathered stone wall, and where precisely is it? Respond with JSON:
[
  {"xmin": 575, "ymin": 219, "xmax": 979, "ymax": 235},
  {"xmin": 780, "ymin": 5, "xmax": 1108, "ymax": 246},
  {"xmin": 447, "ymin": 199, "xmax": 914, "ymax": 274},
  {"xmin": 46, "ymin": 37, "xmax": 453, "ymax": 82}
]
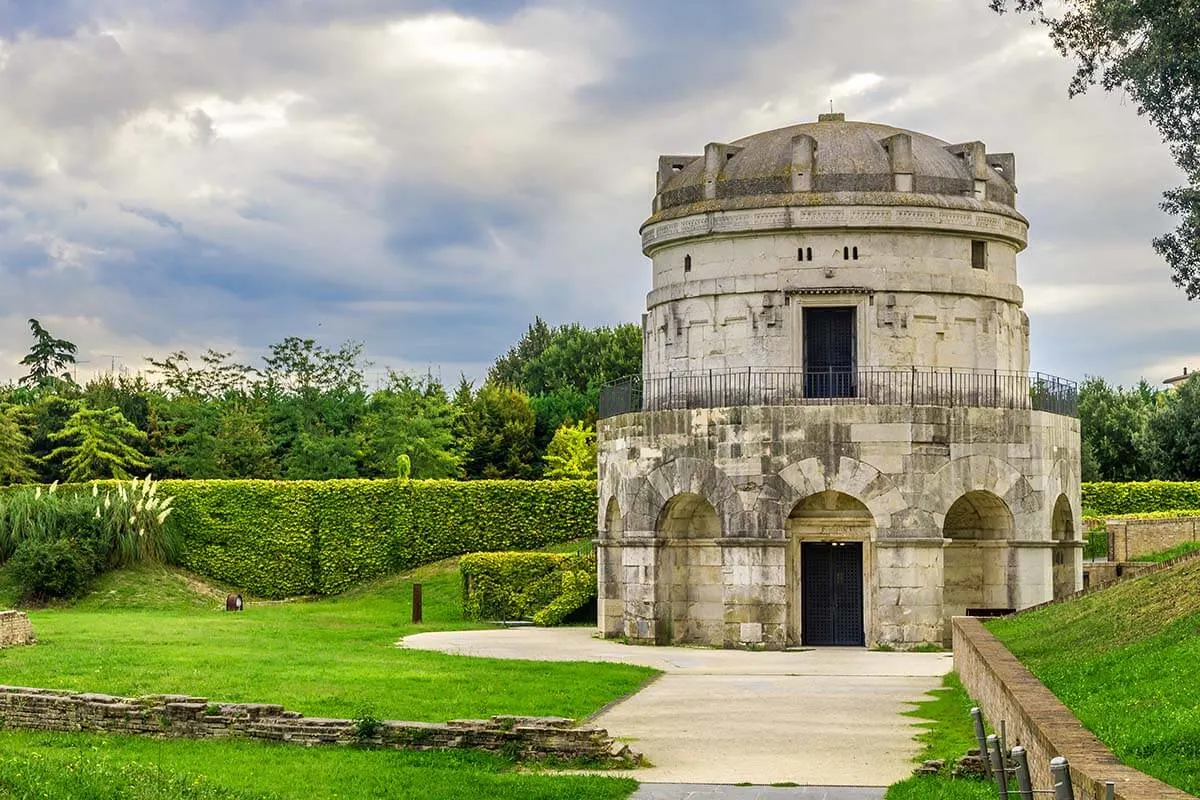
[
  {"xmin": 0, "ymin": 686, "xmax": 635, "ymax": 764},
  {"xmin": 0, "ymin": 611, "xmax": 34, "ymax": 648},
  {"xmin": 598, "ymin": 404, "xmax": 1081, "ymax": 648},
  {"xmin": 953, "ymin": 617, "xmax": 1190, "ymax": 800},
  {"xmin": 1107, "ymin": 517, "xmax": 1199, "ymax": 562}
]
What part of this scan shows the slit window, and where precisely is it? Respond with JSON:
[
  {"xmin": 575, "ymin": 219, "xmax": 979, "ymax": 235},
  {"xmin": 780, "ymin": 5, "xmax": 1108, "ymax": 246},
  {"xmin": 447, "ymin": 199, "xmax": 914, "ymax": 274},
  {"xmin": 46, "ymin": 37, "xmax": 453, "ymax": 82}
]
[
  {"xmin": 852, "ymin": 246, "xmax": 859, "ymax": 260},
  {"xmin": 798, "ymin": 247, "xmax": 815, "ymax": 262},
  {"xmin": 971, "ymin": 241, "xmax": 987, "ymax": 269},
  {"xmin": 843, "ymin": 246, "xmax": 849, "ymax": 260},
  {"xmin": 806, "ymin": 247, "xmax": 813, "ymax": 261},
  {"xmin": 684, "ymin": 254, "xmax": 692, "ymax": 273}
]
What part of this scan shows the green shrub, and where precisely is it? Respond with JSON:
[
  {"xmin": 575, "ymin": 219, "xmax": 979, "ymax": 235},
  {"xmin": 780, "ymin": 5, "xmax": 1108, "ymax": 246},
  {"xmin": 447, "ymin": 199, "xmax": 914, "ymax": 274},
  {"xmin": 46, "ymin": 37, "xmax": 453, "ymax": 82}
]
[
  {"xmin": 1, "ymin": 479, "xmax": 598, "ymax": 599},
  {"xmin": 8, "ymin": 536, "xmax": 100, "ymax": 600},
  {"xmin": 164, "ymin": 480, "xmax": 318, "ymax": 599},
  {"xmin": 1082, "ymin": 481, "xmax": 1200, "ymax": 516},
  {"xmin": 460, "ymin": 551, "xmax": 596, "ymax": 624},
  {"xmin": 162, "ymin": 478, "xmax": 596, "ymax": 598}
]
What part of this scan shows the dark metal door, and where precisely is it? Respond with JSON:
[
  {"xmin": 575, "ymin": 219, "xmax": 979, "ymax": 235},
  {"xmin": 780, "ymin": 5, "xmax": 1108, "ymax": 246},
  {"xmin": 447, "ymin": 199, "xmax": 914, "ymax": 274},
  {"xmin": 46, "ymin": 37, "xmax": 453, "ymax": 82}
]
[
  {"xmin": 801, "ymin": 542, "xmax": 865, "ymax": 646},
  {"xmin": 804, "ymin": 308, "xmax": 856, "ymax": 398}
]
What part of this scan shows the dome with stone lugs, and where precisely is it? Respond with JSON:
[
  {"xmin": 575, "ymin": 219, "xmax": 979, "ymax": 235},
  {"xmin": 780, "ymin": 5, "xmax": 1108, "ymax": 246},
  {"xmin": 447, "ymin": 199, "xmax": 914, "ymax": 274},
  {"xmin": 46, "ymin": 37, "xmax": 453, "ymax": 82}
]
[{"xmin": 650, "ymin": 115, "xmax": 1020, "ymax": 222}]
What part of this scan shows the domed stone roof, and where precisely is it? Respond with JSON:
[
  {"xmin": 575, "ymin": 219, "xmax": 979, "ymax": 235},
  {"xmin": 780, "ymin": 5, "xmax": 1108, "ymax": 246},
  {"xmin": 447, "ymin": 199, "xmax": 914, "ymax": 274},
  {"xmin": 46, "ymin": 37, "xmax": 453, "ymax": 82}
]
[{"xmin": 649, "ymin": 115, "xmax": 1020, "ymax": 223}]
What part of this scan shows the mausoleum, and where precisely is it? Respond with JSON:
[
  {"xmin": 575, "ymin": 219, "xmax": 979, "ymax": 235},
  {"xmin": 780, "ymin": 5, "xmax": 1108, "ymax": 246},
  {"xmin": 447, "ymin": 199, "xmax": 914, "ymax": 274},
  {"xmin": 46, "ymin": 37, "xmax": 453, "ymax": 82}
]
[{"xmin": 596, "ymin": 114, "xmax": 1082, "ymax": 649}]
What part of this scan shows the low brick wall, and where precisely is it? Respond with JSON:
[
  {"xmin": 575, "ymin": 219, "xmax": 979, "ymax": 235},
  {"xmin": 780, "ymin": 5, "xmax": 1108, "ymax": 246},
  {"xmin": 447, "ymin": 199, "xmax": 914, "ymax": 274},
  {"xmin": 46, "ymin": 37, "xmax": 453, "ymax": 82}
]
[
  {"xmin": 0, "ymin": 611, "xmax": 34, "ymax": 647},
  {"xmin": 0, "ymin": 686, "xmax": 637, "ymax": 765},
  {"xmin": 1107, "ymin": 516, "xmax": 1199, "ymax": 562},
  {"xmin": 953, "ymin": 617, "xmax": 1190, "ymax": 799}
]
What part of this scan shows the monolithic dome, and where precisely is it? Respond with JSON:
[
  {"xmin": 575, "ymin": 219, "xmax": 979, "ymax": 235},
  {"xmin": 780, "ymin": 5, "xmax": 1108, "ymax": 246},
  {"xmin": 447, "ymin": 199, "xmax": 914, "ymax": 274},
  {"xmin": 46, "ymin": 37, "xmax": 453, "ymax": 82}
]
[{"xmin": 596, "ymin": 114, "xmax": 1082, "ymax": 649}]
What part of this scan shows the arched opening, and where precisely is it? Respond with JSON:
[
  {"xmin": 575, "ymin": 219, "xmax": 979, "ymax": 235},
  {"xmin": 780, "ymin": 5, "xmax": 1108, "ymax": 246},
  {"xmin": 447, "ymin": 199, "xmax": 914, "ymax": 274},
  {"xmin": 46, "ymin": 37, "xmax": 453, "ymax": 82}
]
[
  {"xmin": 943, "ymin": 491, "xmax": 1013, "ymax": 636},
  {"xmin": 787, "ymin": 491, "xmax": 872, "ymax": 646},
  {"xmin": 656, "ymin": 493, "xmax": 722, "ymax": 645},
  {"xmin": 598, "ymin": 497, "xmax": 624, "ymax": 636},
  {"xmin": 1051, "ymin": 494, "xmax": 1077, "ymax": 600}
]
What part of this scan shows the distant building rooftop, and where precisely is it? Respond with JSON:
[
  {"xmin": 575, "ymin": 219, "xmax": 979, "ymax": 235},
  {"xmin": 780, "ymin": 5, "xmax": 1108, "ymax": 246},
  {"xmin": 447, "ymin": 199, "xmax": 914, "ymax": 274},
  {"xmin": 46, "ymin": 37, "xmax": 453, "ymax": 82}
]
[{"xmin": 1164, "ymin": 367, "xmax": 1193, "ymax": 388}]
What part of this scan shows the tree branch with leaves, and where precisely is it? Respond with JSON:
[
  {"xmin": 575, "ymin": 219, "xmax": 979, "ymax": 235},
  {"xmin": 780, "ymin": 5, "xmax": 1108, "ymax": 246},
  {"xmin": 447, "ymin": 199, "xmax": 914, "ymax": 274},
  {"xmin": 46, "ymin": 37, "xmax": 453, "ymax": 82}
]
[{"xmin": 989, "ymin": 0, "xmax": 1200, "ymax": 297}]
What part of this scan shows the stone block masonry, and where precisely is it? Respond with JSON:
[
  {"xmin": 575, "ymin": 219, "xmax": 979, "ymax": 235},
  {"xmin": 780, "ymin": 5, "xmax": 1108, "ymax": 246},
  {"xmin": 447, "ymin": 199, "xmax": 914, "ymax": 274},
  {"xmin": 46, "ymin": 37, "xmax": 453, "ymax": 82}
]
[
  {"xmin": 0, "ymin": 611, "xmax": 34, "ymax": 647},
  {"xmin": 0, "ymin": 686, "xmax": 638, "ymax": 765}
]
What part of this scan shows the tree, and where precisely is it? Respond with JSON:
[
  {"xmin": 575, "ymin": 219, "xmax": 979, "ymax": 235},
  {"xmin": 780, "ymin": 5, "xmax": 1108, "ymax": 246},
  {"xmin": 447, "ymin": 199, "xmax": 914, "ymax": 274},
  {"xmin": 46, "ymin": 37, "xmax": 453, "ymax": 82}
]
[
  {"xmin": 543, "ymin": 422, "xmax": 597, "ymax": 480},
  {"xmin": 1150, "ymin": 374, "xmax": 1200, "ymax": 479},
  {"xmin": 488, "ymin": 320, "xmax": 642, "ymax": 397},
  {"xmin": 145, "ymin": 349, "xmax": 256, "ymax": 399},
  {"xmin": 1077, "ymin": 376, "xmax": 1160, "ymax": 480},
  {"xmin": 455, "ymin": 383, "xmax": 539, "ymax": 479},
  {"xmin": 0, "ymin": 406, "xmax": 37, "ymax": 484},
  {"xmin": 49, "ymin": 407, "xmax": 150, "ymax": 481},
  {"xmin": 261, "ymin": 337, "xmax": 368, "ymax": 480},
  {"xmin": 358, "ymin": 372, "xmax": 459, "ymax": 479},
  {"xmin": 19, "ymin": 318, "xmax": 78, "ymax": 389},
  {"xmin": 989, "ymin": 1, "xmax": 1200, "ymax": 297}
]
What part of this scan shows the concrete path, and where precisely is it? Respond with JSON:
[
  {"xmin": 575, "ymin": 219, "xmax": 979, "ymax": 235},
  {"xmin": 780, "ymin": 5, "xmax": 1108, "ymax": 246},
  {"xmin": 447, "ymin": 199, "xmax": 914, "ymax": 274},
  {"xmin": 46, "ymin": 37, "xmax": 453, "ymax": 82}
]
[
  {"xmin": 401, "ymin": 628, "xmax": 951, "ymax": 787},
  {"xmin": 631, "ymin": 785, "xmax": 883, "ymax": 799}
]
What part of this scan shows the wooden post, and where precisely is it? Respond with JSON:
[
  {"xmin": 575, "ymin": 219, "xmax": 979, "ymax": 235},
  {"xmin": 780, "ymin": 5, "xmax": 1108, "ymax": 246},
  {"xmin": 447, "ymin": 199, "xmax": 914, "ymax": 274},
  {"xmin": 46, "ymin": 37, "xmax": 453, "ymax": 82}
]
[{"xmin": 412, "ymin": 583, "xmax": 423, "ymax": 624}]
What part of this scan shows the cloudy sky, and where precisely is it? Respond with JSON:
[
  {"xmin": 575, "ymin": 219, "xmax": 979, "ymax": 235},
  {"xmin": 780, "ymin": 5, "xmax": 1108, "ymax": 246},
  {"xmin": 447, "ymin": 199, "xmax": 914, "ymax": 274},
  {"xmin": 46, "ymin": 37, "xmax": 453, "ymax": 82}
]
[{"xmin": 0, "ymin": 0, "xmax": 1189, "ymax": 388}]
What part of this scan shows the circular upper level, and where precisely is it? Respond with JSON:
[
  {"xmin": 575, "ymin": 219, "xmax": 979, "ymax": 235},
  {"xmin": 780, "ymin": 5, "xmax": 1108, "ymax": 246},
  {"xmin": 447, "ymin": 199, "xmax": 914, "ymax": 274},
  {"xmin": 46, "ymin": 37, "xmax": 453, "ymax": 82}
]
[{"xmin": 642, "ymin": 115, "xmax": 1027, "ymax": 254}]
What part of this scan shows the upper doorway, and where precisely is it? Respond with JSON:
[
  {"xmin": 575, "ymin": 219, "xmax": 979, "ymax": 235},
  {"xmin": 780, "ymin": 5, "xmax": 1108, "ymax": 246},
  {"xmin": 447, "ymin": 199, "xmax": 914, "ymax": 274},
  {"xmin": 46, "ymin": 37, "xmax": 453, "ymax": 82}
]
[{"xmin": 804, "ymin": 307, "xmax": 856, "ymax": 398}]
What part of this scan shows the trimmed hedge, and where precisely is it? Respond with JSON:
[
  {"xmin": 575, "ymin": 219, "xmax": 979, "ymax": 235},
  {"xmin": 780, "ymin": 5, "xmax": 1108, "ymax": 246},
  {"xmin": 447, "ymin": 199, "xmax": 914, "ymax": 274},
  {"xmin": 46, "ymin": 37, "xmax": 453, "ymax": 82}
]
[
  {"xmin": 158, "ymin": 479, "xmax": 596, "ymax": 598},
  {"xmin": 459, "ymin": 552, "xmax": 597, "ymax": 625},
  {"xmin": 1082, "ymin": 481, "xmax": 1200, "ymax": 516}
]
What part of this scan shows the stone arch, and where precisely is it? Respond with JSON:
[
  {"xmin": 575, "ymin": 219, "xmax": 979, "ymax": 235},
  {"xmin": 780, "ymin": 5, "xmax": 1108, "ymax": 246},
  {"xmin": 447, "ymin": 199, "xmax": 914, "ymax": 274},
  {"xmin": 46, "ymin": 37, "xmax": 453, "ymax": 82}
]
[
  {"xmin": 918, "ymin": 454, "xmax": 1040, "ymax": 537},
  {"xmin": 942, "ymin": 490, "xmax": 1013, "ymax": 637},
  {"xmin": 772, "ymin": 456, "xmax": 907, "ymax": 535},
  {"xmin": 1043, "ymin": 459, "xmax": 1081, "ymax": 541},
  {"xmin": 625, "ymin": 457, "xmax": 742, "ymax": 538},
  {"xmin": 602, "ymin": 496, "xmax": 624, "ymax": 540},
  {"xmin": 656, "ymin": 493, "xmax": 723, "ymax": 645},
  {"xmin": 1051, "ymin": 494, "xmax": 1076, "ymax": 600},
  {"xmin": 785, "ymin": 490, "xmax": 873, "ymax": 647},
  {"xmin": 596, "ymin": 494, "xmax": 625, "ymax": 637}
]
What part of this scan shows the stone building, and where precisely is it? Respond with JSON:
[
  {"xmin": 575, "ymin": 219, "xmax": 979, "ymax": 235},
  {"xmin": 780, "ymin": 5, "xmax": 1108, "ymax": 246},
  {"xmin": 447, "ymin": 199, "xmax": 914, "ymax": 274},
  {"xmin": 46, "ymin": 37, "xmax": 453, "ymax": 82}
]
[{"xmin": 596, "ymin": 114, "xmax": 1082, "ymax": 649}]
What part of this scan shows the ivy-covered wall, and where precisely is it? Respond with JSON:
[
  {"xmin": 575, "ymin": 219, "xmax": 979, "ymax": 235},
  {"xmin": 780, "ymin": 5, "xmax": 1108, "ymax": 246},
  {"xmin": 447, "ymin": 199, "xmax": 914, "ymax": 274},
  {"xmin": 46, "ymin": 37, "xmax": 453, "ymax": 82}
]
[{"xmin": 158, "ymin": 479, "xmax": 596, "ymax": 598}]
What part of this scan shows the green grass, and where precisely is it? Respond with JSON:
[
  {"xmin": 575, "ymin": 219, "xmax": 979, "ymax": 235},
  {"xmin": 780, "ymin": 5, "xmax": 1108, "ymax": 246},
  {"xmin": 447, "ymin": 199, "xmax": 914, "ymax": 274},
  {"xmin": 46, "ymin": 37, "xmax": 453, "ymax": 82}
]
[
  {"xmin": 884, "ymin": 674, "xmax": 994, "ymax": 800},
  {"xmin": 0, "ymin": 731, "xmax": 636, "ymax": 800},
  {"xmin": 1128, "ymin": 540, "xmax": 1200, "ymax": 563},
  {"xmin": 988, "ymin": 557, "xmax": 1200, "ymax": 795},
  {"xmin": 0, "ymin": 556, "xmax": 656, "ymax": 723}
]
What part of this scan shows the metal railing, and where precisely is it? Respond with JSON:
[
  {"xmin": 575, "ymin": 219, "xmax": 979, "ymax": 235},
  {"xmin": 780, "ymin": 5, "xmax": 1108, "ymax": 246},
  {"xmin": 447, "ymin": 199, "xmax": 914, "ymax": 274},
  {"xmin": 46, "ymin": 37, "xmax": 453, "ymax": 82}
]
[{"xmin": 598, "ymin": 366, "xmax": 1078, "ymax": 419}]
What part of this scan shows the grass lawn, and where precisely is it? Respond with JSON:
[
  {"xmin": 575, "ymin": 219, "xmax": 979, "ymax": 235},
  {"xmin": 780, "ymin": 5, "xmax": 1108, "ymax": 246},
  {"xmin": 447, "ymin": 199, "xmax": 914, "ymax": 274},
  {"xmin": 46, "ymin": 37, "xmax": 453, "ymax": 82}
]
[
  {"xmin": 0, "ymin": 555, "xmax": 656, "ymax": 723},
  {"xmin": 988, "ymin": 557, "xmax": 1200, "ymax": 795},
  {"xmin": 0, "ymin": 548, "xmax": 652, "ymax": 799},
  {"xmin": 0, "ymin": 731, "xmax": 637, "ymax": 800},
  {"xmin": 884, "ymin": 674, "xmax": 994, "ymax": 800}
]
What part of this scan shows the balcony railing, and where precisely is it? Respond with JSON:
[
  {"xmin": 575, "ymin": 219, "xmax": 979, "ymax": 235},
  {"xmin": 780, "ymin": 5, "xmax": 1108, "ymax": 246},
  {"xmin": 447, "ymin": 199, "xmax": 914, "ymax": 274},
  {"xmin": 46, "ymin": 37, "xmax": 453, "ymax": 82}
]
[{"xmin": 597, "ymin": 366, "xmax": 1078, "ymax": 419}]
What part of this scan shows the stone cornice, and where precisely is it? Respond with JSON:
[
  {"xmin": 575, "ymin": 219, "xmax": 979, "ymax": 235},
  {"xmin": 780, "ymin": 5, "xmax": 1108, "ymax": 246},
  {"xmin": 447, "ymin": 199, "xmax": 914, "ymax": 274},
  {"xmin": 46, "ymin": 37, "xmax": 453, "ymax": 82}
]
[{"xmin": 641, "ymin": 203, "xmax": 1028, "ymax": 255}]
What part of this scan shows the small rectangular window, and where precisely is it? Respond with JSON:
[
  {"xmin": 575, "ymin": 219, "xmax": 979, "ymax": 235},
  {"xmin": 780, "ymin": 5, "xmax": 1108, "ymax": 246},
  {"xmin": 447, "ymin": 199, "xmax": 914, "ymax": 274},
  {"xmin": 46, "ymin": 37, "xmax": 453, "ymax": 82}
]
[{"xmin": 971, "ymin": 240, "xmax": 987, "ymax": 269}]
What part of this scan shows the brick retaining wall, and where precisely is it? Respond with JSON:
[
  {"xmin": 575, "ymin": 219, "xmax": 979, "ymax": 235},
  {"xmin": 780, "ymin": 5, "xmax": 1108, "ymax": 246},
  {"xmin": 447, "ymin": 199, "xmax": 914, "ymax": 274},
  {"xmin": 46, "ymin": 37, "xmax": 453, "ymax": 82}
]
[
  {"xmin": 0, "ymin": 686, "xmax": 637, "ymax": 765},
  {"xmin": 953, "ymin": 617, "xmax": 1190, "ymax": 799},
  {"xmin": 0, "ymin": 611, "xmax": 34, "ymax": 647},
  {"xmin": 1107, "ymin": 517, "xmax": 1199, "ymax": 562}
]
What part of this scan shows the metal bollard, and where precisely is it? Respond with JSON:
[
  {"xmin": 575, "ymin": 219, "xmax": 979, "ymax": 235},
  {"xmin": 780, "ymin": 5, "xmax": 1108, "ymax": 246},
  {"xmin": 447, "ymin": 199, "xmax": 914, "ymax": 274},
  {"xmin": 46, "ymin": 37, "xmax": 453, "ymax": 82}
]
[
  {"xmin": 1011, "ymin": 746, "xmax": 1033, "ymax": 800},
  {"xmin": 1050, "ymin": 756, "xmax": 1073, "ymax": 800},
  {"xmin": 988, "ymin": 734, "xmax": 1009, "ymax": 799},
  {"xmin": 972, "ymin": 707, "xmax": 992, "ymax": 779}
]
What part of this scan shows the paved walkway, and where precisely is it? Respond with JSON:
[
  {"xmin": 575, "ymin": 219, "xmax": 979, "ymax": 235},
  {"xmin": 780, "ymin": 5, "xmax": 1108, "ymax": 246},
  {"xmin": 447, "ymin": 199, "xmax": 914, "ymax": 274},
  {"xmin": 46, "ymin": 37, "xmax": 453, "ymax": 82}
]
[
  {"xmin": 401, "ymin": 628, "xmax": 951, "ymax": 787},
  {"xmin": 631, "ymin": 785, "xmax": 883, "ymax": 799}
]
